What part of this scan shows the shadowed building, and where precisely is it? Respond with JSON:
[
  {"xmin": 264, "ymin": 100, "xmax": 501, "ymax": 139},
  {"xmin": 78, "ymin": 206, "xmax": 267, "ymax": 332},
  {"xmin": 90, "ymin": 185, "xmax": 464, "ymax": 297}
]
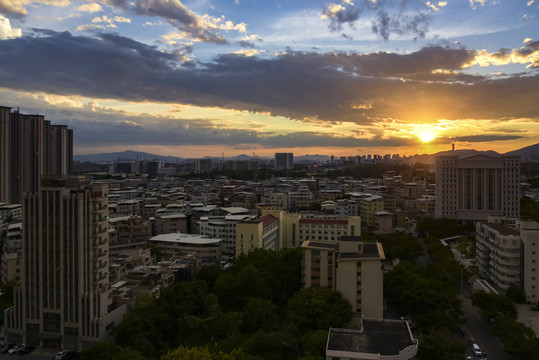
[
  {"xmin": 4, "ymin": 177, "xmax": 127, "ymax": 351},
  {"xmin": 326, "ymin": 318, "xmax": 418, "ymax": 360}
]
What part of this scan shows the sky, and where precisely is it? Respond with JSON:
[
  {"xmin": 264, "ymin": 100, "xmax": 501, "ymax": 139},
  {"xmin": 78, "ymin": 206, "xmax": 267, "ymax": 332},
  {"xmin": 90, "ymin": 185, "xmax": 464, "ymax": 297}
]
[{"xmin": 0, "ymin": 0, "xmax": 538, "ymax": 158}]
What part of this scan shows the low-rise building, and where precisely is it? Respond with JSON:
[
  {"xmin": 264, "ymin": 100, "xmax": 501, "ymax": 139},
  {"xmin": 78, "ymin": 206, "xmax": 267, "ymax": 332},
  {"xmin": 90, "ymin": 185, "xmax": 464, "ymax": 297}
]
[
  {"xmin": 236, "ymin": 214, "xmax": 280, "ymax": 256},
  {"xmin": 149, "ymin": 233, "xmax": 222, "ymax": 265},
  {"xmin": 326, "ymin": 319, "xmax": 418, "ymax": 360}
]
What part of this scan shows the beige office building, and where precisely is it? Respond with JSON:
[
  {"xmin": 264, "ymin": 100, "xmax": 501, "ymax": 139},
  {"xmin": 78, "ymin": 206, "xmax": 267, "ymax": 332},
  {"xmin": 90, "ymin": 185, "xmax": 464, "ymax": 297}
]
[
  {"xmin": 4, "ymin": 177, "xmax": 126, "ymax": 350},
  {"xmin": 435, "ymin": 152, "xmax": 520, "ymax": 221}
]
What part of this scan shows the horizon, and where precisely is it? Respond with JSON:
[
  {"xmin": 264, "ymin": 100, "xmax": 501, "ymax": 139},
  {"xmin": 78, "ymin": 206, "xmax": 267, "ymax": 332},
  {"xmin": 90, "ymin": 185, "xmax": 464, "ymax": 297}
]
[{"xmin": 1, "ymin": 1, "xmax": 538, "ymax": 157}]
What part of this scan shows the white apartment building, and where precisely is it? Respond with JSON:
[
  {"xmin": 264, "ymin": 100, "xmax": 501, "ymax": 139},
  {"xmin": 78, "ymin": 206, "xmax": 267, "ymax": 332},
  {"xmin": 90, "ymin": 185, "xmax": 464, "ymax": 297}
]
[{"xmin": 476, "ymin": 217, "xmax": 539, "ymax": 302}]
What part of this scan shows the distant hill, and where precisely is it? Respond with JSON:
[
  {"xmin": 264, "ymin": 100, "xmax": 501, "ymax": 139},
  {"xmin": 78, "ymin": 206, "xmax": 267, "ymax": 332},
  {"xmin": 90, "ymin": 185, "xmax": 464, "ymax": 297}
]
[
  {"xmin": 74, "ymin": 143, "xmax": 539, "ymax": 164},
  {"xmin": 74, "ymin": 150, "xmax": 184, "ymax": 163},
  {"xmin": 505, "ymin": 142, "xmax": 539, "ymax": 161}
]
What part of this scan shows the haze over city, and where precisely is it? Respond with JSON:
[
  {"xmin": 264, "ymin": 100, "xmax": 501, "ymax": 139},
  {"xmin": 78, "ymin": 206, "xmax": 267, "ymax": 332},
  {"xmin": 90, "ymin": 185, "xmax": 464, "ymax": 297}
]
[{"xmin": 0, "ymin": 0, "xmax": 538, "ymax": 158}]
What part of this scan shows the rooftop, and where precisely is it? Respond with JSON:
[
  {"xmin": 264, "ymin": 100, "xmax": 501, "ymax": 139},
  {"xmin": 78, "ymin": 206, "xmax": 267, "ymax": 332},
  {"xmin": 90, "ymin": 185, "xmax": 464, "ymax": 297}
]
[{"xmin": 327, "ymin": 319, "xmax": 417, "ymax": 357}]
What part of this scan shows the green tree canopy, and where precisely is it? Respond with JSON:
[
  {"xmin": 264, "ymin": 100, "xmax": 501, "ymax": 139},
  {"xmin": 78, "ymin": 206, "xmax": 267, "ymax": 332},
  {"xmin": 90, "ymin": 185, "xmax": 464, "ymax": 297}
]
[{"xmin": 286, "ymin": 286, "xmax": 353, "ymax": 332}]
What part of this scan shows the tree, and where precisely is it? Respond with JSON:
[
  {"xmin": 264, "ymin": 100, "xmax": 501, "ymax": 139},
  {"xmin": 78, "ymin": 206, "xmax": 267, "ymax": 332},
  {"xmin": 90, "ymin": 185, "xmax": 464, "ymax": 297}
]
[
  {"xmin": 416, "ymin": 331, "xmax": 465, "ymax": 360},
  {"xmin": 286, "ymin": 287, "xmax": 353, "ymax": 333},
  {"xmin": 81, "ymin": 342, "xmax": 146, "ymax": 360},
  {"xmin": 196, "ymin": 264, "xmax": 222, "ymax": 290},
  {"xmin": 300, "ymin": 330, "xmax": 328, "ymax": 358},
  {"xmin": 505, "ymin": 285, "xmax": 526, "ymax": 304},
  {"xmin": 242, "ymin": 297, "xmax": 277, "ymax": 332},
  {"xmin": 160, "ymin": 346, "xmax": 246, "ymax": 360}
]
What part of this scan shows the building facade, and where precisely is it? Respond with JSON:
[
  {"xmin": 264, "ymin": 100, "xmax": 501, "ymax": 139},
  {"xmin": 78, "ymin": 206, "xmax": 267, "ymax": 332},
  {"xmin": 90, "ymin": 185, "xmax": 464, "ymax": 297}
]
[
  {"xmin": 0, "ymin": 106, "xmax": 73, "ymax": 204},
  {"xmin": 236, "ymin": 214, "xmax": 280, "ymax": 256},
  {"xmin": 4, "ymin": 178, "xmax": 126, "ymax": 350},
  {"xmin": 435, "ymin": 152, "xmax": 520, "ymax": 221},
  {"xmin": 301, "ymin": 237, "xmax": 385, "ymax": 318},
  {"xmin": 476, "ymin": 217, "xmax": 539, "ymax": 302},
  {"xmin": 274, "ymin": 153, "xmax": 294, "ymax": 170}
]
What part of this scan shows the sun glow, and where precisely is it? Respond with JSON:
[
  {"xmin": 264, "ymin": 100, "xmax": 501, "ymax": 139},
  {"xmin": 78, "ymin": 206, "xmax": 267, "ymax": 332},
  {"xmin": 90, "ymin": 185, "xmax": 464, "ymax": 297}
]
[{"xmin": 417, "ymin": 129, "xmax": 436, "ymax": 143}]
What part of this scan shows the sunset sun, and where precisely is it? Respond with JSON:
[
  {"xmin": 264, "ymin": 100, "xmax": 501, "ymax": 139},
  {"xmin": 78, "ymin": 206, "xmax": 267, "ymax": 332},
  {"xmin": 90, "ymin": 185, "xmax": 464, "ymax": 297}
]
[{"xmin": 417, "ymin": 130, "xmax": 436, "ymax": 143}]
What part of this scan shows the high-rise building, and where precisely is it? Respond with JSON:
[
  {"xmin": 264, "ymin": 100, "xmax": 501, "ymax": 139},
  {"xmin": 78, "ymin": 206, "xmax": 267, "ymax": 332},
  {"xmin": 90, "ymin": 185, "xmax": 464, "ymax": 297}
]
[
  {"xmin": 274, "ymin": 153, "xmax": 293, "ymax": 170},
  {"xmin": 435, "ymin": 152, "xmax": 520, "ymax": 221},
  {"xmin": 0, "ymin": 106, "xmax": 10, "ymax": 203},
  {"xmin": 4, "ymin": 177, "xmax": 127, "ymax": 350},
  {"xmin": 195, "ymin": 158, "xmax": 212, "ymax": 173},
  {"xmin": 0, "ymin": 106, "xmax": 73, "ymax": 204}
]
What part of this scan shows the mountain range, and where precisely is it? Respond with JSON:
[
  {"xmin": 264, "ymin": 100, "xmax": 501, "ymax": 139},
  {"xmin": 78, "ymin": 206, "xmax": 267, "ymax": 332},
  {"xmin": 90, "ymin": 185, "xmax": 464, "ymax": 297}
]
[{"xmin": 74, "ymin": 143, "xmax": 539, "ymax": 164}]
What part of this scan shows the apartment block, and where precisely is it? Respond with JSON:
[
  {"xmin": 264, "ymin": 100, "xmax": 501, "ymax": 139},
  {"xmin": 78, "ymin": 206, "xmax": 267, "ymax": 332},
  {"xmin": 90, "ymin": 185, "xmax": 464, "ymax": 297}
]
[
  {"xmin": 108, "ymin": 216, "xmax": 152, "ymax": 256},
  {"xmin": 301, "ymin": 236, "xmax": 385, "ymax": 318},
  {"xmin": 274, "ymin": 153, "xmax": 294, "ymax": 170},
  {"xmin": 476, "ymin": 217, "xmax": 539, "ymax": 302},
  {"xmin": 4, "ymin": 177, "xmax": 126, "ymax": 350},
  {"xmin": 199, "ymin": 214, "xmax": 254, "ymax": 256},
  {"xmin": 236, "ymin": 214, "xmax": 280, "ymax": 256}
]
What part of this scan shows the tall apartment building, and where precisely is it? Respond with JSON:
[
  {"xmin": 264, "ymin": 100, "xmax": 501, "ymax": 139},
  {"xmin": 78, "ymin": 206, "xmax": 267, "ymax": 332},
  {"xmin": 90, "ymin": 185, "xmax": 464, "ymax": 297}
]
[
  {"xmin": 0, "ymin": 106, "xmax": 10, "ymax": 203},
  {"xmin": 435, "ymin": 152, "xmax": 520, "ymax": 221},
  {"xmin": 301, "ymin": 236, "xmax": 385, "ymax": 318},
  {"xmin": 274, "ymin": 153, "xmax": 293, "ymax": 170},
  {"xmin": 476, "ymin": 217, "xmax": 539, "ymax": 302},
  {"xmin": 0, "ymin": 106, "xmax": 73, "ymax": 204},
  {"xmin": 4, "ymin": 177, "xmax": 126, "ymax": 350}
]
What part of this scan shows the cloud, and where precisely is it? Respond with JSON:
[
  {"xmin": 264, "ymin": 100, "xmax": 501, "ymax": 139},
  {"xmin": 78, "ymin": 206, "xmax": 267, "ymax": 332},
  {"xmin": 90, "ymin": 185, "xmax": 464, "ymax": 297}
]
[
  {"xmin": 321, "ymin": 0, "xmax": 432, "ymax": 40},
  {"xmin": 321, "ymin": 3, "xmax": 361, "ymax": 32},
  {"xmin": 449, "ymin": 134, "xmax": 523, "ymax": 142},
  {"xmin": 77, "ymin": 3, "xmax": 103, "ymax": 13},
  {"xmin": 470, "ymin": 0, "xmax": 487, "ymax": 10},
  {"xmin": 238, "ymin": 34, "xmax": 262, "ymax": 48},
  {"xmin": 0, "ymin": 30, "xmax": 538, "ymax": 130},
  {"xmin": 0, "ymin": 0, "xmax": 70, "ymax": 16},
  {"xmin": 101, "ymin": 0, "xmax": 246, "ymax": 44},
  {"xmin": 469, "ymin": 38, "xmax": 539, "ymax": 68},
  {"xmin": 92, "ymin": 15, "xmax": 131, "ymax": 29},
  {"xmin": 0, "ymin": 14, "xmax": 22, "ymax": 39},
  {"xmin": 425, "ymin": 1, "xmax": 447, "ymax": 11}
]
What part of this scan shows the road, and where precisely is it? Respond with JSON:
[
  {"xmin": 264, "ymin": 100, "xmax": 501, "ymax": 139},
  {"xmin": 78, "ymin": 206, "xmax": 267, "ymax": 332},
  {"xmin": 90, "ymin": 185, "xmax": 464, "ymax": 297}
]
[{"xmin": 452, "ymin": 246, "xmax": 507, "ymax": 360}]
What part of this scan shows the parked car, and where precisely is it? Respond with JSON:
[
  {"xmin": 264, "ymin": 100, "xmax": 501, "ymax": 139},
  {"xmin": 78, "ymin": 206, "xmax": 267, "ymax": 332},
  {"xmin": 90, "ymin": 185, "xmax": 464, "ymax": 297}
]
[
  {"xmin": 16, "ymin": 344, "xmax": 36, "ymax": 355},
  {"xmin": 55, "ymin": 350, "xmax": 68, "ymax": 360},
  {"xmin": 8, "ymin": 344, "xmax": 24, "ymax": 355},
  {"xmin": 0, "ymin": 344, "xmax": 15, "ymax": 354},
  {"xmin": 55, "ymin": 350, "xmax": 79, "ymax": 360}
]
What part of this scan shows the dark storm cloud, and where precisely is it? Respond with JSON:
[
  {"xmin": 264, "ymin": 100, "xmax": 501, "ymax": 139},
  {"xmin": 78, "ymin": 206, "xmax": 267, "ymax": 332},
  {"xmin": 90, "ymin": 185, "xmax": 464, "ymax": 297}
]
[
  {"xmin": 450, "ymin": 135, "xmax": 524, "ymax": 143},
  {"xmin": 322, "ymin": 0, "xmax": 431, "ymax": 40},
  {"xmin": 0, "ymin": 30, "xmax": 538, "ymax": 128}
]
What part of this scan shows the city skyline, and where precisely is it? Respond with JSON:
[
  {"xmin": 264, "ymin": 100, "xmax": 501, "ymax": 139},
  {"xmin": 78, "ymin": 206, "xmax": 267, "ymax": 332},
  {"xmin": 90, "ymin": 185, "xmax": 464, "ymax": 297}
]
[{"xmin": 0, "ymin": 0, "xmax": 538, "ymax": 158}]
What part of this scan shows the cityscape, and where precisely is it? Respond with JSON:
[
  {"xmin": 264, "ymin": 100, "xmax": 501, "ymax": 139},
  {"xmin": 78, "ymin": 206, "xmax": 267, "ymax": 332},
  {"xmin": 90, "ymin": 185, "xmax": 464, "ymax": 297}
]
[{"xmin": 1, "ymin": 0, "xmax": 539, "ymax": 360}]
